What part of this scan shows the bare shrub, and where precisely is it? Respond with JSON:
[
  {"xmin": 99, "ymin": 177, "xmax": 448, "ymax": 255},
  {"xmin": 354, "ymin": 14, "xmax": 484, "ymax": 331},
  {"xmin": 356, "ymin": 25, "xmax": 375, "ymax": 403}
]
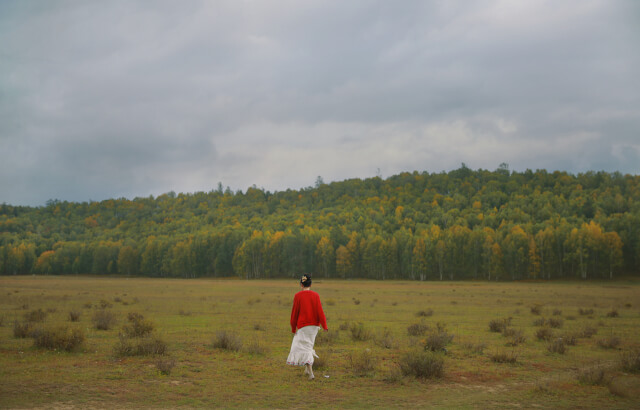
[
  {"xmin": 424, "ymin": 328, "xmax": 453, "ymax": 352},
  {"xmin": 407, "ymin": 323, "xmax": 429, "ymax": 336},
  {"xmin": 348, "ymin": 349, "xmax": 376, "ymax": 376},
  {"xmin": 597, "ymin": 336, "xmax": 621, "ymax": 349},
  {"xmin": 375, "ymin": 329, "xmax": 395, "ymax": 349},
  {"xmin": 24, "ymin": 309, "xmax": 47, "ymax": 323},
  {"xmin": 68, "ymin": 310, "xmax": 81, "ymax": 322},
  {"xmin": 212, "ymin": 330, "xmax": 242, "ymax": 351},
  {"xmin": 606, "ymin": 309, "xmax": 619, "ymax": 318},
  {"xmin": 552, "ymin": 309, "xmax": 562, "ymax": 316},
  {"xmin": 121, "ymin": 312, "xmax": 154, "ymax": 338},
  {"xmin": 578, "ymin": 325, "xmax": 598, "ymax": 338},
  {"xmin": 114, "ymin": 334, "xmax": 167, "ymax": 356},
  {"xmin": 92, "ymin": 309, "xmax": 117, "ymax": 330},
  {"xmin": 243, "ymin": 339, "xmax": 269, "ymax": 355},
  {"xmin": 489, "ymin": 349, "xmax": 518, "ymax": 363},
  {"xmin": 535, "ymin": 327, "xmax": 554, "ymax": 341},
  {"xmin": 316, "ymin": 329, "xmax": 339, "ymax": 345},
  {"xmin": 416, "ymin": 309, "xmax": 433, "ymax": 317},
  {"xmin": 547, "ymin": 318, "xmax": 563, "ymax": 329},
  {"xmin": 503, "ymin": 328, "xmax": 526, "ymax": 346},
  {"xmin": 156, "ymin": 357, "xmax": 176, "ymax": 375},
  {"xmin": 32, "ymin": 326, "xmax": 85, "ymax": 351},
  {"xmin": 577, "ymin": 365, "xmax": 609, "ymax": 386},
  {"xmin": 489, "ymin": 317, "xmax": 511, "ymax": 333},
  {"xmin": 562, "ymin": 333, "xmax": 578, "ymax": 346},
  {"xmin": 398, "ymin": 350, "xmax": 444, "ymax": 379},
  {"xmin": 619, "ymin": 349, "xmax": 640, "ymax": 373},
  {"xmin": 349, "ymin": 322, "xmax": 373, "ymax": 341},
  {"xmin": 578, "ymin": 308, "xmax": 594, "ymax": 316},
  {"xmin": 13, "ymin": 320, "xmax": 33, "ymax": 338},
  {"xmin": 530, "ymin": 305, "xmax": 542, "ymax": 315},
  {"xmin": 533, "ymin": 317, "xmax": 547, "ymax": 327},
  {"xmin": 547, "ymin": 338, "xmax": 566, "ymax": 354}
]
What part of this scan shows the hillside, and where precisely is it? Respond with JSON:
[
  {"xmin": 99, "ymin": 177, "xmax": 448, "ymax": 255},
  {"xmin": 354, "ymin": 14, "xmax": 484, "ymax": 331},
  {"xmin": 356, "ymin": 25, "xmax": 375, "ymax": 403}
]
[{"xmin": 1, "ymin": 166, "xmax": 639, "ymax": 279}]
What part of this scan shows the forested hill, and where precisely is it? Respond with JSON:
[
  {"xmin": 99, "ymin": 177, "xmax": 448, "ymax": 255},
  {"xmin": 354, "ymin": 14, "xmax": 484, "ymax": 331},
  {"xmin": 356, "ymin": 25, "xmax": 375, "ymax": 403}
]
[{"xmin": 1, "ymin": 166, "xmax": 639, "ymax": 280}]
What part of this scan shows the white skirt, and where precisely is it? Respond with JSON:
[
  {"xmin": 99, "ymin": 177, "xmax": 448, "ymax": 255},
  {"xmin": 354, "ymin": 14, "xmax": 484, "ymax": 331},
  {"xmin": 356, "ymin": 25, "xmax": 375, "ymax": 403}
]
[{"xmin": 286, "ymin": 325, "xmax": 320, "ymax": 366}]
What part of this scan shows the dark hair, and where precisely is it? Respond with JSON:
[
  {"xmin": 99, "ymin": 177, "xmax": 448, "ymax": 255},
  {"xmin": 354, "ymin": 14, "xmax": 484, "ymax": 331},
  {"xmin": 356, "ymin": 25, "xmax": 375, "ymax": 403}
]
[{"xmin": 301, "ymin": 274, "xmax": 312, "ymax": 287}]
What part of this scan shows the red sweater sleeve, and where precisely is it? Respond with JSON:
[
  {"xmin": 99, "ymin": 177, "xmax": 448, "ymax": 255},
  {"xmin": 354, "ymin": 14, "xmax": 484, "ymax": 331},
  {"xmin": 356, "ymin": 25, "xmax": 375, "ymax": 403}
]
[{"xmin": 290, "ymin": 293, "xmax": 300, "ymax": 333}]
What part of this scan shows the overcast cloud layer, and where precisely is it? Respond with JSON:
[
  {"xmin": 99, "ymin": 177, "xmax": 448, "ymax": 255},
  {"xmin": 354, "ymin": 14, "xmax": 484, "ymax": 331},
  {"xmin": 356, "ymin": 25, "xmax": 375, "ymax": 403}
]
[{"xmin": 1, "ymin": 1, "xmax": 639, "ymax": 206}]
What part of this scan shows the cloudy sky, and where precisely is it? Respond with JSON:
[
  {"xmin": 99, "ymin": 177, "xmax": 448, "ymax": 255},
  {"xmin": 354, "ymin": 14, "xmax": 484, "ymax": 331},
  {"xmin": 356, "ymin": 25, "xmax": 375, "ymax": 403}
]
[{"xmin": 1, "ymin": 1, "xmax": 638, "ymax": 206}]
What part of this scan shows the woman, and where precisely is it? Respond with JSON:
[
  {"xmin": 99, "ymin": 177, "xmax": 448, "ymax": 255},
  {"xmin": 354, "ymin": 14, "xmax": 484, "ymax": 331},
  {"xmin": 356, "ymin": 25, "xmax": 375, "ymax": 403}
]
[{"xmin": 286, "ymin": 274, "xmax": 328, "ymax": 380}]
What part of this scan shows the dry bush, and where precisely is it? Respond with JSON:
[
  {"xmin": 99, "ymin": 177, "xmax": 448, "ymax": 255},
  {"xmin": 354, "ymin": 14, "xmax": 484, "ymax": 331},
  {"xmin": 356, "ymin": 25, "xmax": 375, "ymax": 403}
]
[
  {"xmin": 489, "ymin": 317, "xmax": 511, "ymax": 333},
  {"xmin": 32, "ymin": 326, "xmax": 85, "ymax": 352},
  {"xmin": 424, "ymin": 328, "xmax": 453, "ymax": 352},
  {"xmin": 416, "ymin": 309, "xmax": 433, "ymax": 317},
  {"xmin": 114, "ymin": 334, "xmax": 167, "ymax": 356},
  {"xmin": 562, "ymin": 333, "xmax": 578, "ymax": 346},
  {"xmin": 606, "ymin": 309, "xmax": 619, "ymax": 318},
  {"xmin": 552, "ymin": 309, "xmax": 562, "ymax": 316},
  {"xmin": 489, "ymin": 349, "xmax": 518, "ymax": 363},
  {"xmin": 533, "ymin": 318, "xmax": 547, "ymax": 327},
  {"xmin": 619, "ymin": 349, "xmax": 640, "ymax": 373},
  {"xmin": 99, "ymin": 299, "xmax": 113, "ymax": 309},
  {"xmin": 577, "ymin": 365, "xmax": 609, "ymax": 386},
  {"xmin": 68, "ymin": 310, "xmax": 81, "ymax": 322},
  {"xmin": 398, "ymin": 350, "xmax": 444, "ymax": 379},
  {"xmin": 243, "ymin": 339, "xmax": 269, "ymax": 355},
  {"xmin": 212, "ymin": 330, "xmax": 242, "ymax": 351},
  {"xmin": 156, "ymin": 357, "xmax": 176, "ymax": 375},
  {"xmin": 407, "ymin": 323, "xmax": 429, "ymax": 336},
  {"xmin": 348, "ymin": 349, "xmax": 376, "ymax": 376},
  {"xmin": 24, "ymin": 309, "xmax": 47, "ymax": 323},
  {"xmin": 349, "ymin": 322, "xmax": 373, "ymax": 341},
  {"xmin": 83, "ymin": 302, "xmax": 92, "ymax": 309},
  {"xmin": 121, "ymin": 312, "xmax": 154, "ymax": 338},
  {"xmin": 316, "ymin": 329, "xmax": 339, "ymax": 345},
  {"xmin": 375, "ymin": 329, "xmax": 395, "ymax": 349},
  {"xmin": 597, "ymin": 336, "xmax": 621, "ymax": 349},
  {"xmin": 547, "ymin": 338, "xmax": 566, "ymax": 354},
  {"xmin": 503, "ymin": 328, "xmax": 526, "ymax": 346},
  {"xmin": 92, "ymin": 309, "xmax": 117, "ymax": 330},
  {"xmin": 113, "ymin": 297, "xmax": 122, "ymax": 303},
  {"xmin": 535, "ymin": 327, "xmax": 554, "ymax": 341},
  {"xmin": 353, "ymin": 299, "xmax": 361, "ymax": 305},
  {"xmin": 547, "ymin": 318, "xmax": 563, "ymax": 329},
  {"xmin": 578, "ymin": 325, "xmax": 598, "ymax": 338},
  {"xmin": 13, "ymin": 320, "xmax": 33, "ymax": 338},
  {"xmin": 578, "ymin": 308, "xmax": 594, "ymax": 316},
  {"xmin": 253, "ymin": 323, "xmax": 265, "ymax": 331},
  {"xmin": 530, "ymin": 305, "xmax": 542, "ymax": 315}
]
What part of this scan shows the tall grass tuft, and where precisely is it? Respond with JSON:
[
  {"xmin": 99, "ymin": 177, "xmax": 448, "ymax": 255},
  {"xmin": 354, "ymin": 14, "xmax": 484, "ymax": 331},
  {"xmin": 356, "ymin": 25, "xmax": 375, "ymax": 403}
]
[{"xmin": 399, "ymin": 350, "xmax": 444, "ymax": 379}]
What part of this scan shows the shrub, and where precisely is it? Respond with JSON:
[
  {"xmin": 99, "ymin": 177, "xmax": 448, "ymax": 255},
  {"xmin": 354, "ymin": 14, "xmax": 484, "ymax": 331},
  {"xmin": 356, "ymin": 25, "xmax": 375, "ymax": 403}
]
[
  {"xmin": 489, "ymin": 349, "xmax": 518, "ymax": 363},
  {"xmin": 530, "ymin": 305, "xmax": 542, "ymax": 315},
  {"xmin": 424, "ymin": 329, "xmax": 453, "ymax": 352},
  {"xmin": 578, "ymin": 308, "xmax": 594, "ymax": 316},
  {"xmin": 316, "ymin": 329, "xmax": 339, "ymax": 345},
  {"xmin": 597, "ymin": 336, "xmax": 621, "ymax": 349},
  {"xmin": 375, "ymin": 329, "xmax": 395, "ymax": 349},
  {"xmin": 156, "ymin": 357, "xmax": 176, "ymax": 375},
  {"xmin": 533, "ymin": 318, "xmax": 547, "ymax": 327},
  {"xmin": 562, "ymin": 333, "xmax": 578, "ymax": 346},
  {"xmin": 68, "ymin": 310, "xmax": 81, "ymax": 322},
  {"xmin": 212, "ymin": 331, "xmax": 242, "ymax": 351},
  {"xmin": 24, "ymin": 309, "xmax": 47, "ymax": 323},
  {"xmin": 32, "ymin": 326, "xmax": 85, "ymax": 352},
  {"xmin": 349, "ymin": 322, "xmax": 373, "ymax": 341},
  {"xmin": 547, "ymin": 318, "xmax": 563, "ymax": 329},
  {"xmin": 619, "ymin": 349, "xmax": 640, "ymax": 373},
  {"xmin": 416, "ymin": 309, "xmax": 433, "ymax": 317},
  {"xmin": 503, "ymin": 328, "xmax": 526, "ymax": 346},
  {"xmin": 489, "ymin": 317, "xmax": 511, "ymax": 333},
  {"xmin": 535, "ymin": 327, "xmax": 554, "ymax": 341},
  {"xmin": 348, "ymin": 349, "xmax": 376, "ymax": 376},
  {"xmin": 122, "ymin": 312, "xmax": 154, "ymax": 338},
  {"xmin": 398, "ymin": 350, "xmax": 444, "ymax": 379},
  {"xmin": 578, "ymin": 325, "xmax": 598, "ymax": 338},
  {"xmin": 547, "ymin": 338, "xmax": 566, "ymax": 354},
  {"xmin": 243, "ymin": 339, "xmax": 269, "ymax": 355},
  {"xmin": 353, "ymin": 299, "xmax": 361, "ymax": 305},
  {"xmin": 606, "ymin": 309, "xmax": 619, "ymax": 318},
  {"xmin": 92, "ymin": 309, "xmax": 117, "ymax": 330},
  {"xmin": 407, "ymin": 323, "xmax": 429, "ymax": 336},
  {"xmin": 114, "ymin": 334, "xmax": 167, "ymax": 356},
  {"xmin": 13, "ymin": 320, "xmax": 33, "ymax": 338},
  {"xmin": 577, "ymin": 365, "xmax": 609, "ymax": 386}
]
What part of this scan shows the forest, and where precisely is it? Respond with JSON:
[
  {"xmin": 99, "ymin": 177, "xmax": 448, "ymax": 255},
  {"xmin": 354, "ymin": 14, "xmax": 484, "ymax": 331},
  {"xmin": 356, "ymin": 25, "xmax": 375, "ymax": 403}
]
[{"xmin": 1, "ymin": 165, "xmax": 639, "ymax": 280}]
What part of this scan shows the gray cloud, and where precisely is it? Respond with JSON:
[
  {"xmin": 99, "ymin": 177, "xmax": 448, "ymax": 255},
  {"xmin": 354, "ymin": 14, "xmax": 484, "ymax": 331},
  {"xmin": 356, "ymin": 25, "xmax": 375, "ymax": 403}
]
[{"xmin": 1, "ymin": 0, "xmax": 638, "ymax": 205}]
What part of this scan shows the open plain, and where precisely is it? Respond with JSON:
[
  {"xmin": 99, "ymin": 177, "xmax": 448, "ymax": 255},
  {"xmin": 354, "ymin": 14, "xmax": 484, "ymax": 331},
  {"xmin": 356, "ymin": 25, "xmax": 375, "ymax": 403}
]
[{"xmin": 1, "ymin": 276, "xmax": 639, "ymax": 409}]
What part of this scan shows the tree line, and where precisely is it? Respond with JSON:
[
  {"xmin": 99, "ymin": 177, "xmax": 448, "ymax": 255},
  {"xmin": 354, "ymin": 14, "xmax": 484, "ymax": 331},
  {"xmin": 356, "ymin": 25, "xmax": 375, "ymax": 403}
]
[{"xmin": 1, "ymin": 165, "xmax": 638, "ymax": 280}]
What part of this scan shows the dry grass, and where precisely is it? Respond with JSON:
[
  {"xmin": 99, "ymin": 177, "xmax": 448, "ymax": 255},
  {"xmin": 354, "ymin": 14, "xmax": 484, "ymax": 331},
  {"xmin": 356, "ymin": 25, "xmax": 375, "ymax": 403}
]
[
  {"xmin": 349, "ymin": 322, "xmax": 373, "ymax": 341},
  {"xmin": 212, "ymin": 330, "xmax": 242, "ymax": 351},
  {"xmin": 348, "ymin": 349, "xmax": 376, "ymax": 376},
  {"xmin": 398, "ymin": 350, "xmax": 444, "ymax": 379}
]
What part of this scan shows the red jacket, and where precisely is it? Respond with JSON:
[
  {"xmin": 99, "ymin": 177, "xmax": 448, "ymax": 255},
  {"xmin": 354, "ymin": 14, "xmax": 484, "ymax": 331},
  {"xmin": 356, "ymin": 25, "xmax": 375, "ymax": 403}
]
[{"xmin": 290, "ymin": 290, "xmax": 328, "ymax": 333}]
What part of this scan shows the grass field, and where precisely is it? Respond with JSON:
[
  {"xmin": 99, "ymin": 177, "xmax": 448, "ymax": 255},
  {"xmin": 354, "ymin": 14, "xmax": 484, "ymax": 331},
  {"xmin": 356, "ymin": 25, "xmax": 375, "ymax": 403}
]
[{"xmin": 1, "ymin": 276, "xmax": 639, "ymax": 409}]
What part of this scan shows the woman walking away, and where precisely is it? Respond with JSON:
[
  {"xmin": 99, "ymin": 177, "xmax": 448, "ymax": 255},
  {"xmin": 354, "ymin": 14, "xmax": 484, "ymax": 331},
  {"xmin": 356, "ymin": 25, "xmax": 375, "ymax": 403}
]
[{"xmin": 287, "ymin": 274, "xmax": 328, "ymax": 380}]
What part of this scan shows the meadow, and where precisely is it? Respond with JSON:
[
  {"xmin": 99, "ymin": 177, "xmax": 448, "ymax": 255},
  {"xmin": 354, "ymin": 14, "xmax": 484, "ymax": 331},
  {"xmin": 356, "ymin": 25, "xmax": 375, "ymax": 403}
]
[{"xmin": 1, "ymin": 276, "xmax": 639, "ymax": 409}]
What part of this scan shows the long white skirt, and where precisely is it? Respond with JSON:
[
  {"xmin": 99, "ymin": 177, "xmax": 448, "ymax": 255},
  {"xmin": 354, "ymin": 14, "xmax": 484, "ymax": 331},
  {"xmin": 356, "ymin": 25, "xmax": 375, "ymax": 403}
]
[{"xmin": 286, "ymin": 325, "xmax": 320, "ymax": 366}]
